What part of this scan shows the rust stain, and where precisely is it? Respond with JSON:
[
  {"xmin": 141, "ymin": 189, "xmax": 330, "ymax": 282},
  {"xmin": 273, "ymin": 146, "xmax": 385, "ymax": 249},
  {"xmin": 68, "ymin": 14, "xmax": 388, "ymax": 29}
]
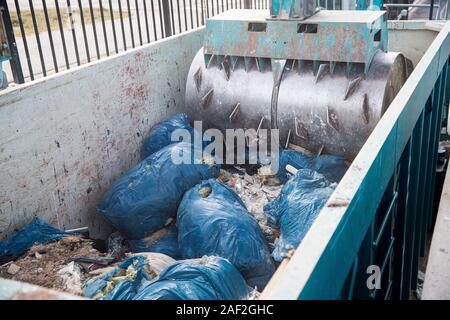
[
  {"xmin": 124, "ymin": 84, "xmax": 146, "ymax": 100},
  {"xmin": 13, "ymin": 289, "xmax": 65, "ymax": 300},
  {"xmin": 327, "ymin": 198, "xmax": 350, "ymax": 207},
  {"xmin": 135, "ymin": 51, "xmax": 143, "ymax": 62}
]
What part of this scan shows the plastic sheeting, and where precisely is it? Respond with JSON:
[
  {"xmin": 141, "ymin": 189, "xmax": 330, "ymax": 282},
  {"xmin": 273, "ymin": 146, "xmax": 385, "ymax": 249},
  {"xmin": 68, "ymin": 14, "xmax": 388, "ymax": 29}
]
[
  {"xmin": 97, "ymin": 142, "xmax": 220, "ymax": 239},
  {"xmin": 129, "ymin": 225, "xmax": 181, "ymax": 260},
  {"xmin": 0, "ymin": 218, "xmax": 67, "ymax": 262},
  {"xmin": 83, "ymin": 253, "xmax": 175, "ymax": 300},
  {"xmin": 133, "ymin": 256, "xmax": 251, "ymax": 300},
  {"xmin": 264, "ymin": 169, "xmax": 336, "ymax": 262},
  {"xmin": 141, "ymin": 113, "xmax": 194, "ymax": 159},
  {"xmin": 277, "ymin": 149, "xmax": 348, "ymax": 183},
  {"xmin": 177, "ymin": 179, "xmax": 275, "ymax": 290}
]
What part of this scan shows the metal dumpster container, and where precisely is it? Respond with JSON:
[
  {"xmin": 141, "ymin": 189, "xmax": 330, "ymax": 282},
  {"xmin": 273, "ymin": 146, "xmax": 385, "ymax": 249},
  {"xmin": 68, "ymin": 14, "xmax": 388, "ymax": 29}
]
[{"xmin": 0, "ymin": 20, "xmax": 448, "ymax": 300}]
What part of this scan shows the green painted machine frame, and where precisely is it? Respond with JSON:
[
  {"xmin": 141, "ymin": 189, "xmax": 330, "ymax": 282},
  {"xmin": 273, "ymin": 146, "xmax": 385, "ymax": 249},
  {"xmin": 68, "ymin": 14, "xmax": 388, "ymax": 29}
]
[
  {"xmin": 204, "ymin": 10, "xmax": 387, "ymax": 74},
  {"xmin": 264, "ymin": 22, "xmax": 450, "ymax": 300}
]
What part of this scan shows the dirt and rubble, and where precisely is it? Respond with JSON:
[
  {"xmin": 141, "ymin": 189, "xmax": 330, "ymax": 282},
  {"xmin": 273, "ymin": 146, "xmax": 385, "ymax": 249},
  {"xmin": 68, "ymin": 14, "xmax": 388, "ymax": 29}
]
[
  {"xmin": 0, "ymin": 166, "xmax": 285, "ymax": 298},
  {"xmin": 0, "ymin": 236, "xmax": 110, "ymax": 295}
]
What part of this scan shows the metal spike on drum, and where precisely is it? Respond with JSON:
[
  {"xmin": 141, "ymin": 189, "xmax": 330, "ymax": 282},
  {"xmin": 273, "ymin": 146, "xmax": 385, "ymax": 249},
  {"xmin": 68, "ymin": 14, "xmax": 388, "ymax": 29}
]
[
  {"xmin": 315, "ymin": 63, "xmax": 330, "ymax": 84},
  {"xmin": 229, "ymin": 103, "xmax": 241, "ymax": 123},
  {"xmin": 344, "ymin": 76, "xmax": 364, "ymax": 101},
  {"xmin": 194, "ymin": 68, "xmax": 202, "ymax": 92},
  {"xmin": 201, "ymin": 88, "xmax": 214, "ymax": 109}
]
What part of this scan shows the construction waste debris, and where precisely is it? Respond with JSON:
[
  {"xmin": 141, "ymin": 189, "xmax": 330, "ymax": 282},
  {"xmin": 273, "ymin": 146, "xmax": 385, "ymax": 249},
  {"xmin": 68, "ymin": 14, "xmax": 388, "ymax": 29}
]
[
  {"xmin": 97, "ymin": 142, "xmax": 220, "ymax": 240},
  {"xmin": 128, "ymin": 225, "xmax": 181, "ymax": 260},
  {"xmin": 218, "ymin": 166, "xmax": 283, "ymax": 246},
  {"xmin": 83, "ymin": 253, "xmax": 175, "ymax": 300},
  {"xmin": 264, "ymin": 169, "xmax": 337, "ymax": 261},
  {"xmin": 177, "ymin": 179, "xmax": 275, "ymax": 290},
  {"xmin": 0, "ymin": 218, "xmax": 67, "ymax": 263},
  {"xmin": 0, "ymin": 113, "xmax": 348, "ymax": 300},
  {"xmin": 0, "ymin": 235, "xmax": 106, "ymax": 295},
  {"xmin": 132, "ymin": 256, "xmax": 253, "ymax": 300}
]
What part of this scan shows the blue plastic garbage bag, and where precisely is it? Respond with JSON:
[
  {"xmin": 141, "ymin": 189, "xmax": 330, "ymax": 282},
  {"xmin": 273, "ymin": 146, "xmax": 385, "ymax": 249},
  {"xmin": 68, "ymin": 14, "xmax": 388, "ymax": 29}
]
[
  {"xmin": 83, "ymin": 254, "xmax": 175, "ymax": 300},
  {"xmin": 264, "ymin": 169, "xmax": 336, "ymax": 262},
  {"xmin": 141, "ymin": 113, "xmax": 194, "ymax": 159},
  {"xmin": 133, "ymin": 256, "xmax": 251, "ymax": 300},
  {"xmin": 177, "ymin": 179, "xmax": 275, "ymax": 290},
  {"xmin": 98, "ymin": 142, "xmax": 220, "ymax": 239},
  {"xmin": 0, "ymin": 218, "xmax": 67, "ymax": 261},
  {"xmin": 277, "ymin": 149, "xmax": 348, "ymax": 183},
  {"xmin": 129, "ymin": 225, "xmax": 181, "ymax": 260}
]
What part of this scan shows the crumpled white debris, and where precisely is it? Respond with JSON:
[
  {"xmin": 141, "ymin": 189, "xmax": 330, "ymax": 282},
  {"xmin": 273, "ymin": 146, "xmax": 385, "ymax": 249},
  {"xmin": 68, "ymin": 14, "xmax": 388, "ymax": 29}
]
[
  {"xmin": 57, "ymin": 261, "xmax": 83, "ymax": 295},
  {"xmin": 219, "ymin": 166, "xmax": 283, "ymax": 244}
]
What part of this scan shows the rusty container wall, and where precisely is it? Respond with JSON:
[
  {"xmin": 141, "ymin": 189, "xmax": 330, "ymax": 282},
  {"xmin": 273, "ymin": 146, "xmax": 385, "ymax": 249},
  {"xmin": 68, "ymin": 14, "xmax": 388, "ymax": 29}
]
[{"xmin": 0, "ymin": 29, "xmax": 205, "ymax": 240}]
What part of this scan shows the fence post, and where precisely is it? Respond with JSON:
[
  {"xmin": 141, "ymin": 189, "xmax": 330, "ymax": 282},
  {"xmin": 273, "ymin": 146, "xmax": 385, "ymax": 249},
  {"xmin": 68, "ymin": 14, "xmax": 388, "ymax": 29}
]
[
  {"xmin": 162, "ymin": 0, "xmax": 172, "ymax": 37},
  {"xmin": 0, "ymin": 0, "xmax": 24, "ymax": 84},
  {"xmin": 244, "ymin": 0, "xmax": 252, "ymax": 9},
  {"xmin": 429, "ymin": 0, "xmax": 435, "ymax": 20},
  {"xmin": 372, "ymin": 0, "xmax": 383, "ymax": 10}
]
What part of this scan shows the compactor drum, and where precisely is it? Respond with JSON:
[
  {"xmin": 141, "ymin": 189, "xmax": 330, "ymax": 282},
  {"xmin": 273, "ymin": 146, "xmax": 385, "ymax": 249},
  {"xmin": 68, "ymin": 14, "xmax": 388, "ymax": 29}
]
[{"xmin": 185, "ymin": 1, "xmax": 408, "ymax": 159}]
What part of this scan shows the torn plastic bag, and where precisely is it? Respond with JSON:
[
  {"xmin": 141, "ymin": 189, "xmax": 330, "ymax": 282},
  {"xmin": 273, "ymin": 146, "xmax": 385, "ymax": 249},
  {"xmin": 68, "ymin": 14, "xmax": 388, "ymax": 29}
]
[
  {"xmin": 98, "ymin": 142, "xmax": 220, "ymax": 239},
  {"xmin": 277, "ymin": 149, "xmax": 348, "ymax": 183},
  {"xmin": 0, "ymin": 218, "xmax": 67, "ymax": 262},
  {"xmin": 129, "ymin": 225, "xmax": 181, "ymax": 260},
  {"xmin": 264, "ymin": 169, "xmax": 336, "ymax": 262},
  {"xmin": 83, "ymin": 253, "xmax": 175, "ymax": 300},
  {"xmin": 177, "ymin": 179, "xmax": 275, "ymax": 290},
  {"xmin": 141, "ymin": 113, "xmax": 194, "ymax": 159},
  {"xmin": 133, "ymin": 256, "xmax": 251, "ymax": 300}
]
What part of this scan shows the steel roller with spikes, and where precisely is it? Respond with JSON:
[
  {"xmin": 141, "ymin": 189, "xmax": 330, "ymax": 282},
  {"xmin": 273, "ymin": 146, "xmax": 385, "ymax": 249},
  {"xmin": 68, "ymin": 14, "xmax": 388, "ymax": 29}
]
[{"xmin": 185, "ymin": 1, "xmax": 409, "ymax": 160}]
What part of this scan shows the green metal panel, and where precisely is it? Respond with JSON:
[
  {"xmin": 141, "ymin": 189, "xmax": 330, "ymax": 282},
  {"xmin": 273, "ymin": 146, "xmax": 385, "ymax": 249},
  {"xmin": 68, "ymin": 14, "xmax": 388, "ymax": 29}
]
[
  {"xmin": 426, "ymin": 66, "xmax": 448, "ymax": 232},
  {"xmin": 372, "ymin": 0, "xmax": 384, "ymax": 9},
  {"xmin": 203, "ymin": 10, "xmax": 387, "ymax": 68},
  {"xmin": 400, "ymin": 113, "xmax": 424, "ymax": 299},
  {"xmin": 411, "ymin": 100, "xmax": 432, "ymax": 291},
  {"xmin": 356, "ymin": 0, "xmax": 370, "ymax": 10},
  {"xmin": 263, "ymin": 23, "xmax": 450, "ymax": 300}
]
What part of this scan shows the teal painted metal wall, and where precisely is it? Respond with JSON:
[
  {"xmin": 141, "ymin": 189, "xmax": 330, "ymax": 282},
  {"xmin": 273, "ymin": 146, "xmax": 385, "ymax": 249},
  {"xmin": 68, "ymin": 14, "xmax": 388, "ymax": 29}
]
[
  {"xmin": 300, "ymin": 24, "xmax": 449, "ymax": 300},
  {"xmin": 263, "ymin": 22, "xmax": 450, "ymax": 300}
]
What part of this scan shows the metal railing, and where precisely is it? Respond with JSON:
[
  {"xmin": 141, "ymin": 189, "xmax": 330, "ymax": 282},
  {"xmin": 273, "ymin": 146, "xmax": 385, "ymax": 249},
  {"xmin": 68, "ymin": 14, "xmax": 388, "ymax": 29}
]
[
  {"xmin": 264, "ymin": 22, "xmax": 450, "ymax": 300},
  {"xmin": 316, "ymin": 0, "xmax": 343, "ymax": 9},
  {"xmin": 3, "ymin": 1, "xmax": 449, "ymax": 84},
  {"xmin": 0, "ymin": 0, "xmax": 269, "ymax": 84},
  {"xmin": 384, "ymin": 1, "xmax": 450, "ymax": 21},
  {"xmin": 317, "ymin": 0, "xmax": 450, "ymax": 20}
]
